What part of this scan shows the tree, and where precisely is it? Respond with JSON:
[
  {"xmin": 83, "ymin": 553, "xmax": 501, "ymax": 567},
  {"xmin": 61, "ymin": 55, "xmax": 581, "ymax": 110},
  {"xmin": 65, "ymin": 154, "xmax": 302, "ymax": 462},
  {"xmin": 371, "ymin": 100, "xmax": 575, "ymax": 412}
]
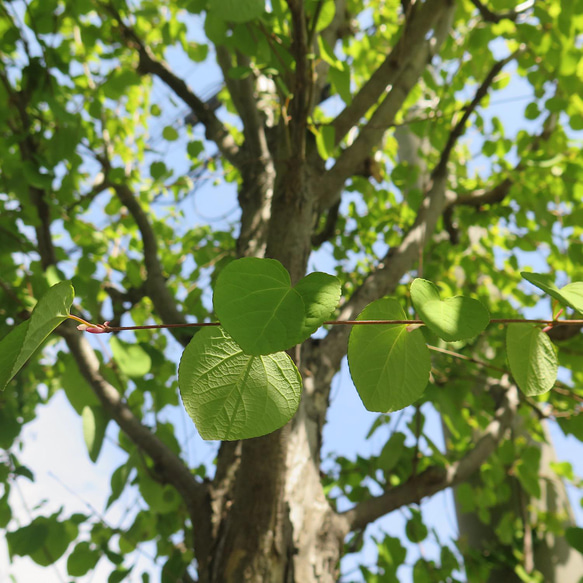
[{"xmin": 1, "ymin": 0, "xmax": 583, "ymax": 581}]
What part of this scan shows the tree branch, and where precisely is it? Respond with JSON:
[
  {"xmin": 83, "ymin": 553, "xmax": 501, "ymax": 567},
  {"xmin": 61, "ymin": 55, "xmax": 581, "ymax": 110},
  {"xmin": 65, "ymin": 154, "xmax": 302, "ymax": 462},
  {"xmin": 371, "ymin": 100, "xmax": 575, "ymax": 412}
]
[
  {"xmin": 59, "ymin": 323, "xmax": 212, "ymax": 561},
  {"xmin": 328, "ymin": 0, "xmax": 451, "ymax": 150},
  {"xmin": 341, "ymin": 381, "xmax": 519, "ymax": 531},
  {"xmin": 100, "ymin": 2, "xmax": 241, "ymax": 167},
  {"xmin": 215, "ymin": 47, "xmax": 270, "ymax": 162},
  {"xmin": 111, "ymin": 182, "xmax": 192, "ymax": 347},
  {"xmin": 315, "ymin": 47, "xmax": 524, "ymax": 370},
  {"xmin": 287, "ymin": 0, "xmax": 310, "ymax": 159},
  {"xmin": 470, "ymin": 0, "xmax": 534, "ymax": 23},
  {"xmin": 434, "ymin": 47, "xmax": 524, "ymax": 176},
  {"xmin": 318, "ymin": 0, "xmax": 455, "ymax": 209}
]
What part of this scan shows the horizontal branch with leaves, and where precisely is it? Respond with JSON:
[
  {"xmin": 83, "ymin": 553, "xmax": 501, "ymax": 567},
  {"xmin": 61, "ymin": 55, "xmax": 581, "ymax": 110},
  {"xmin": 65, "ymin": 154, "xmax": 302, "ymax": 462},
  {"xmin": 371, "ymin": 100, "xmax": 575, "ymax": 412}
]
[{"xmin": 2, "ymin": 258, "xmax": 580, "ymax": 441}]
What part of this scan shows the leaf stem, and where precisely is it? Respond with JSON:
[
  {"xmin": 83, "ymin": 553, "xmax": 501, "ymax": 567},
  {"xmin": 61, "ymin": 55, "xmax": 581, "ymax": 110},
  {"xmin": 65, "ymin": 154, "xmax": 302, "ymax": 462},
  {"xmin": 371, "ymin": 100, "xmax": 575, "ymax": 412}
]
[{"xmin": 70, "ymin": 315, "xmax": 583, "ymax": 334}]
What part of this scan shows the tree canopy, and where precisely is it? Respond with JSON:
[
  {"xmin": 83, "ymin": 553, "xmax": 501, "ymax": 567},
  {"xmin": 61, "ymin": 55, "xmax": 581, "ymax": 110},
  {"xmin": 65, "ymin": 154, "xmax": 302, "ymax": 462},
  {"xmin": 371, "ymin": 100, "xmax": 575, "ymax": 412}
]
[{"xmin": 1, "ymin": 0, "xmax": 583, "ymax": 581}]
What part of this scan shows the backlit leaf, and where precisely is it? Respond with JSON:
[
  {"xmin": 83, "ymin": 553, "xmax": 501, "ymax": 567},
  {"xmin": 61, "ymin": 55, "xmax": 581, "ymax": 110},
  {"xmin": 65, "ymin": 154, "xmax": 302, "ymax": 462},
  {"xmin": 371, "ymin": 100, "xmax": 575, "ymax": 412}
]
[
  {"xmin": 179, "ymin": 327, "xmax": 302, "ymax": 440},
  {"xmin": 410, "ymin": 279, "xmax": 490, "ymax": 341},
  {"xmin": 0, "ymin": 282, "xmax": 74, "ymax": 391},
  {"xmin": 348, "ymin": 298, "xmax": 431, "ymax": 412},
  {"xmin": 506, "ymin": 323, "xmax": 558, "ymax": 396}
]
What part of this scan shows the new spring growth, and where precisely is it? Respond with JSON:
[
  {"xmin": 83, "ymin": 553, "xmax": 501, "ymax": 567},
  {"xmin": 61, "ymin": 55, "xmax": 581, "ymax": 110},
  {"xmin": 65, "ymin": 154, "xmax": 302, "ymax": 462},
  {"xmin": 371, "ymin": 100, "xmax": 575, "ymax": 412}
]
[{"xmin": 68, "ymin": 315, "xmax": 110, "ymax": 334}]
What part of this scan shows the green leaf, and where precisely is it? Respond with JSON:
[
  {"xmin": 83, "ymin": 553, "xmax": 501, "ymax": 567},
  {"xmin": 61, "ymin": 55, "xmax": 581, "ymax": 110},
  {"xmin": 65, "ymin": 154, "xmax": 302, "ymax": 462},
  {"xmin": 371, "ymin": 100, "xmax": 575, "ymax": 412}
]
[
  {"xmin": 566, "ymin": 527, "xmax": 583, "ymax": 555},
  {"xmin": 410, "ymin": 279, "xmax": 490, "ymax": 341},
  {"xmin": 213, "ymin": 257, "xmax": 340, "ymax": 355},
  {"xmin": 347, "ymin": 298, "xmax": 431, "ymax": 412},
  {"xmin": 209, "ymin": 0, "xmax": 265, "ymax": 23},
  {"xmin": 292, "ymin": 271, "xmax": 341, "ymax": 342},
  {"xmin": 7, "ymin": 514, "xmax": 78, "ymax": 566},
  {"xmin": 60, "ymin": 353, "xmax": 100, "ymax": 414},
  {"xmin": 0, "ymin": 282, "xmax": 74, "ymax": 391},
  {"xmin": 110, "ymin": 337, "xmax": 152, "ymax": 377},
  {"xmin": 82, "ymin": 405, "xmax": 109, "ymax": 463},
  {"xmin": 314, "ymin": 125, "xmax": 336, "ymax": 160},
  {"xmin": 178, "ymin": 327, "xmax": 302, "ymax": 440},
  {"xmin": 378, "ymin": 432, "xmax": 406, "ymax": 474},
  {"xmin": 521, "ymin": 272, "xmax": 583, "ymax": 312},
  {"xmin": 67, "ymin": 541, "xmax": 100, "ymax": 577},
  {"xmin": 405, "ymin": 509, "xmax": 428, "ymax": 543},
  {"xmin": 138, "ymin": 475, "xmax": 181, "ymax": 514},
  {"xmin": 162, "ymin": 126, "xmax": 179, "ymax": 141},
  {"xmin": 506, "ymin": 323, "xmax": 558, "ymax": 396}
]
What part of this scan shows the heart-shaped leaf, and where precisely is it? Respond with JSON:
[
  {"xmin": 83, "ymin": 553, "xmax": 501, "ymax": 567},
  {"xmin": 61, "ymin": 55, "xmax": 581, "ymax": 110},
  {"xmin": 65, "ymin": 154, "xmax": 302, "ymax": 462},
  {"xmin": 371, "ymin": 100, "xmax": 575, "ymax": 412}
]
[
  {"xmin": 410, "ymin": 279, "xmax": 490, "ymax": 342},
  {"xmin": 521, "ymin": 272, "xmax": 583, "ymax": 312},
  {"xmin": 292, "ymin": 271, "xmax": 342, "ymax": 342},
  {"xmin": 0, "ymin": 281, "xmax": 74, "ymax": 391},
  {"xmin": 507, "ymin": 323, "xmax": 558, "ymax": 396},
  {"xmin": 213, "ymin": 257, "xmax": 340, "ymax": 355},
  {"xmin": 348, "ymin": 298, "xmax": 431, "ymax": 412},
  {"xmin": 178, "ymin": 327, "xmax": 302, "ymax": 440}
]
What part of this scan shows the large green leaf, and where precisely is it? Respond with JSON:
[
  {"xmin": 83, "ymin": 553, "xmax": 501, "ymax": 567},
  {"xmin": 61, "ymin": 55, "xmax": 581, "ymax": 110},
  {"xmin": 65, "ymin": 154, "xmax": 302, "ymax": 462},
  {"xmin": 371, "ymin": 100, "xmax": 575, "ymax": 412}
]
[
  {"xmin": 209, "ymin": 0, "xmax": 265, "ymax": 23},
  {"xmin": 347, "ymin": 298, "xmax": 431, "ymax": 412},
  {"xmin": 506, "ymin": 323, "xmax": 558, "ymax": 396},
  {"xmin": 213, "ymin": 257, "xmax": 340, "ymax": 355},
  {"xmin": 0, "ymin": 281, "xmax": 74, "ymax": 391},
  {"xmin": 178, "ymin": 327, "xmax": 302, "ymax": 440},
  {"xmin": 410, "ymin": 279, "xmax": 490, "ymax": 341},
  {"xmin": 521, "ymin": 272, "xmax": 583, "ymax": 312}
]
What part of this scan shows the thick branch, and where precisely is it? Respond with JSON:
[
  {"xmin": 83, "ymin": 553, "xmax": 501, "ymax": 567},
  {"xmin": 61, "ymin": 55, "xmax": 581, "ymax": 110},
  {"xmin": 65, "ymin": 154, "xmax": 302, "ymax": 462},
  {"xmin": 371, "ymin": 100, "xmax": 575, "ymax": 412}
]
[
  {"xmin": 341, "ymin": 382, "xmax": 519, "ymax": 531},
  {"xmin": 328, "ymin": 0, "xmax": 451, "ymax": 149},
  {"xmin": 215, "ymin": 47, "xmax": 270, "ymax": 162},
  {"xmin": 112, "ymin": 183, "xmax": 192, "ymax": 346},
  {"xmin": 287, "ymin": 0, "xmax": 310, "ymax": 158},
  {"xmin": 471, "ymin": 0, "xmax": 534, "ymax": 23},
  {"xmin": 317, "ymin": 47, "xmax": 524, "ymax": 369},
  {"xmin": 319, "ymin": 0, "xmax": 455, "ymax": 209},
  {"xmin": 60, "ymin": 323, "xmax": 212, "ymax": 562},
  {"xmin": 102, "ymin": 2, "xmax": 241, "ymax": 167},
  {"xmin": 454, "ymin": 177, "xmax": 513, "ymax": 208}
]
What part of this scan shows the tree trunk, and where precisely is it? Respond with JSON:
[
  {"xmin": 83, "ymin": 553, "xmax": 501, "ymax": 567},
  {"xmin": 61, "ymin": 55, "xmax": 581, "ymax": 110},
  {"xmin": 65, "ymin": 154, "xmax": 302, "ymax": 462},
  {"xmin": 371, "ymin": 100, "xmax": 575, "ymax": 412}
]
[{"xmin": 206, "ymin": 161, "xmax": 349, "ymax": 582}]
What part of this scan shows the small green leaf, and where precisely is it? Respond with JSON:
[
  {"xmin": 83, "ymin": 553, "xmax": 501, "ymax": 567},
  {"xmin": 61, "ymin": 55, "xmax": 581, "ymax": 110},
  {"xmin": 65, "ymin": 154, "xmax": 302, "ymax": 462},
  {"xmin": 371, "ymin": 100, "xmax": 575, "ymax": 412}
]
[
  {"xmin": 110, "ymin": 337, "xmax": 152, "ymax": 377},
  {"xmin": 378, "ymin": 432, "xmax": 406, "ymax": 474},
  {"xmin": 405, "ymin": 509, "xmax": 428, "ymax": 543},
  {"xmin": 209, "ymin": 0, "xmax": 265, "ymax": 23},
  {"xmin": 179, "ymin": 327, "xmax": 302, "ymax": 440},
  {"xmin": 67, "ymin": 541, "xmax": 100, "ymax": 577},
  {"xmin": 314, "ymin": 125, "xmax": 336, "ymax": 160},
  {"xmin": 410, "ymin": 279, "xmax": 490, "ymax": 341},
  {"xmin": 162, "ymin": 126, "xmax": 179, "ymax": 141},
  {"xmin": 82, "ymin": 405, "xmax": 109, "ymax": 463},
  {"xmin": 0, "ymin": 282, "xmax": 74, "ymax": 391},
  {"xmin": 506, "ymin": 323, "xmax": 558, "ymax": 396},
  {"xmin": 138, "ymin": 475, "xmax": 181, "ymax": 514},
  {"xmin": 347, "ymin": 298, "xmax": 431, "ymax": 412},
  {"xmin": 213, "ymin": 257, "xmax": 340, "ymax": 355},
  {"xmin": 521, "ymin": 272, "xmax": 583, "ymax": 312}
]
